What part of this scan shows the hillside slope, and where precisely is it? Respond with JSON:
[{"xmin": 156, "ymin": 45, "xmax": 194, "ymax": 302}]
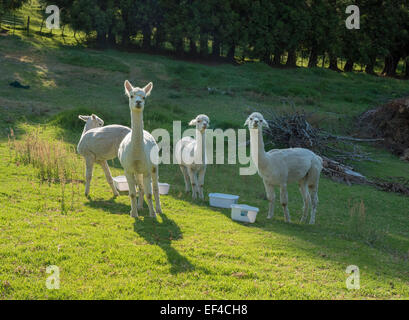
[{"xmin": 0, "ymin": 9, "xmax": 408, "ymax": 299}]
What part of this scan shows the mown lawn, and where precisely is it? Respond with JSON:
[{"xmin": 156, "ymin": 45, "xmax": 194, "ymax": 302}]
[{"xmin": 0, "ymin": 5, "xmax": 409, "ymax": 299}]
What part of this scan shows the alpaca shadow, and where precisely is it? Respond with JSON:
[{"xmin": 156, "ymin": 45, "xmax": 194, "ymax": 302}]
[
  {"xmin": 85, "ymin": 197, "xmax": 130, "ymax": 214},
  {"xmin": 133, "ymin": 213, "xmax": 194, "ymax": 274},
  {"xmin": 86, "ymin": 198, "xmax": 194, "ymax": 274}
]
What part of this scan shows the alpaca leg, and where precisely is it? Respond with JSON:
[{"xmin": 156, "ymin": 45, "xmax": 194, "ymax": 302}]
[
  {"xmin": 299, "ymin": 181, "xmax": 311, "ymax": 223},
  {"xmin": 308, "ymin": 184, "xmax": 319, "ymax": 224},
  {"xmin": 125, "ymin": 172, "xmax": 138, "ymax": 217},
  {"xmin": 143, "ymin": 175, "xmax": 156, "ymax": 217},
  {"xmin": 280, "ymin": 184, "xmax": 291, "ymax": 223},
  {"xmin": 151, "ymin": 166, "xmax": 162, "ymax": 214},
  {"xmin": 263, "ymin": 180, "xmax": 275, "ymax": 219},
  {"xmin": 180, "ymin": 165, "xmax": 190, "ymax": 193},
  {"xmin": 84, "ymin": 157, "xmax": 94, "ymax": 197},
  {"xmin": 187, "ymin": 168, "xmax": 198, "ymax": 199},
  {"xmin": 197, "ymin": 167, "xmax": 206, "ymax": 200},
  {"xmin": 137, "ymin": 174, "xmax": 144, "ymax": 210},
  {"xmin": 99, "ymin": 161, "xmax": 119, "ymax": 197}
]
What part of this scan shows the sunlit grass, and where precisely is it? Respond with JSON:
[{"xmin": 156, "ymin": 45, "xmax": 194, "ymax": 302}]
[{"xmin": 0, "ymin": 3, "xmax": 408, "ymax": 300}]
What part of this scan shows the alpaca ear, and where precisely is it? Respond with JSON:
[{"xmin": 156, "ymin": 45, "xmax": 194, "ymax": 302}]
[
  {"xmin": 79, "ymin": 115, "xmax": 89, "ymax": 122},
  {"xmin": 91, "ymin": 114, "xmax": 97, "ymax": 120},
  {"xmin": 143, "ymin": 82, "xmax": 153, "ymax": 96},
  {"xmin": 189, "ymin": 119, "xmax": 197, "ymax": 126},
  {"xmin": 244, "ymin": 118, "xmax": 250, "ymax": 127},
  {"xmin": 124, "ymin": 80, "xmax": 133, "ymax": 96},
  {"xmin": 262, "ymin": 119, "xmax": 269, "ymax": 128}
]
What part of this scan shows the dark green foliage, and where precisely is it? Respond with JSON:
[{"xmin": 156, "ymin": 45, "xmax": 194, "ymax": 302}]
[
  {"xmin": 48, "ymin": 107, "xmax": 102, "ymax": 130},
  {"xmin": 36, "ymin": 0, "xmax": 409, "ymax": 77}
]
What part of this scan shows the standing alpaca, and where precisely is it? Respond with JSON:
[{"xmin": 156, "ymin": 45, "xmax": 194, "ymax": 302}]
[
  {"xmin": 77, "ymin": 114, "xmax": 131, "ymax": 197},
  {"xmin": 118, "ymin": 80, "xmax": 162, "ymax": 217},
  {"xmin": 175, "ymin": 114, "xmax": 209, "ymax": 200},
  {"xmin": 244, "ymin": 112, "xmax": 323, "ymax": 224}
]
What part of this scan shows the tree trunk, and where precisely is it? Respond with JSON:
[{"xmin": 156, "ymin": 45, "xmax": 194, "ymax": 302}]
[
  {"xmin": 96, "ymin": 31, "xmax": 107, "ymax": 47},
  {"xmin": 262, "ymin": 52, "xmax": 271, "ymax": 65},
  {"xmin": 227, "ymin": 44, "xmax": 235, "ymax": 62},
  {"xmin": 200, "ymin": 33, "xmax": 208, "ymax": 57},
  {"xmin": 344, "ymin": 59, "xmax": 354, "ymax": 72},
  {"xmin": 308, "ymin": 48, "xmax": 318, "ymax": 67},
  {"xmin": 153, "ymin": 28, "xmax": 165, "ymax": 50},
  {"xmin": 383, "ymin": 54, "xmax": 399, "ymax": 77},
  {"xmin": 365, "ymin": 60, "xmax": 376, "ymax": 75},
  {"xmin": 189, "ymin": 38, "xmax": 198, "ymax": 56},
  {"xmin": 122, "ymin": 29, "xmax": 130, "ymax": 47},
  {"xmin": 107, "ymin": 30, "xmax": 116, "ymax": 46},
  {"xmin": 211, "ymin": 35, "xmax": 221, "ymax": 59},
  {"xmin": 405, "ymin": 57, "xmax": 409, "ymax": 79},
  {"xmin": 329, "ymin": 55, "xmax": 341, "ymax": 71},
  {"xmin": 286, "ymin": 50, "xmax": 297, "ymax": 67},
  {"xmin": 273, "ymin": 50, "xmax": 282, "ymax": 66},
  {"xmin": 142, "ymin": 27, "xmax": 151, "ymax": 50},
  {"xmin": 174, "ymin": 38, "xmax": 184, "ymax": 57}
]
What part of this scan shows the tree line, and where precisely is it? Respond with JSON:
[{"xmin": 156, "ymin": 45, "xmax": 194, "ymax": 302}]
[{"xmin": 7, "ymin": 0, "xmax": 409, "ymax": 77}]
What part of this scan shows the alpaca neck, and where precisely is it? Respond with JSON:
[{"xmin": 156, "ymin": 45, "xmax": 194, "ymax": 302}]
[
  {"xmin": 195, "ymin": 129, "xmax": 206, "ymax": 164},
  {"xmin": 81, "ymin": 123, "xmax": 92, "ymax": 138},
  {"xmin": 131, "ymin": 111, "xmax": 144, "ymax": 158},
  {"xmin": 250, "ymin": 128, "xmax": 268, "ymax": 169}
]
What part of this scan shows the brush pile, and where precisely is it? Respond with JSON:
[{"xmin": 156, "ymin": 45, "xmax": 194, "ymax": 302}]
[
  {"xmin": 262, "ymin": 110, "xmax": 408, "ymax": 195},
  {"xmin": 357, "ymin": 97, "xmax": 409, "ymax": 159}
]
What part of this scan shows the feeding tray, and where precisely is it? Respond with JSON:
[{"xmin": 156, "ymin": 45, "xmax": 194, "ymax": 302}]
[
  {"xmin": 208, "ymin": 193, "xmax": 239, "ymax": 208},
  {"xmin": 113, "ymin": 176, "xmax": 170, "ymax": 195},
  {"xmin": 230, "ymin": 204, "xmax": 259, "ymax": 223}
]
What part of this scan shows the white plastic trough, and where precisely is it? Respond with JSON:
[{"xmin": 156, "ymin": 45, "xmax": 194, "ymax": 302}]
[
  {"xmin": 113, "ymin": 175, "xmax": 129, "ymax": 192},
  {"xmin": 230, "ymin": 204, "xmax": 259, "ymax": 223},
  {"xmin": 208, "ymin": 193, "xmax": 239, "ymax": 208},
  {"xmin": 112, "ymin": 176, "xmax": 170, "ymax": 195}
]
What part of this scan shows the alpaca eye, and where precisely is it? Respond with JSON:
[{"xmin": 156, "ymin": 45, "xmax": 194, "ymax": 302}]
[{"xmin": 250, "ymin": 118, "xmax": 253, "ymax": 120}]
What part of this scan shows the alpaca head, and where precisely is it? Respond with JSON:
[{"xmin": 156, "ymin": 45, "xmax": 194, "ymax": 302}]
[
  {"xmin": 244, "ymin": 112, "xmax": 269, "ymax": 130},
  {"xmin": 79, "ymin": 114, "xmax": 104, "ymax": 130},
  {"xmin": 124, "ymin": 80, "xmax": 153, "ymax": 112},
  {"xmin": 189, "ymin": 114, "xmax": 210, "ymax": 133}
]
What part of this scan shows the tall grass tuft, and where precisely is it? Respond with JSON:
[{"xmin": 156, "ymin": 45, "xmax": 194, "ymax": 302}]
[
  {"xmin": 347, "ymin": 199, "xmax": 387, "ymax": 247},
  {"xmin": 8, "ymin": 128, "xmax": 83, "ymax": 214},
  {"xmin": 8, "ymin": 128, "xmax": 83, "ymax": 183}
]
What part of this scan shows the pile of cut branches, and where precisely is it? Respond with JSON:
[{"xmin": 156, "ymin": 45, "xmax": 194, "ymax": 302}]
[
  {"xmin": 263, "ymin": 110, "xmax": 381, "ymax": 163},
  {"xmin": 262, "ymin": 111, "xmax": 409, "ymax": 193}
]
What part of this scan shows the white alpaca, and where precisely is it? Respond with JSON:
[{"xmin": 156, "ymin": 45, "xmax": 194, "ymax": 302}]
[
  {"xmin": 244, "ymin": 112, "xmax": 323, "ymax": 224},
  {"xmin": 118, "ymin": 80, "xmax": 162, "ymax": 217},
  {"xmin": 175, "ymin": 114, "xmax": 209, "ymax": 200},
  {"xmin": 77, "ymin": 114, "xmax": 131, "ymax": 197}
]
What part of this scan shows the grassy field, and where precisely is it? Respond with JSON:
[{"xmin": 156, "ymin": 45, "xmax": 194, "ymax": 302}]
[{"xmin": 1, "ymin": 5, "xmax": 409, "ymax": 299}]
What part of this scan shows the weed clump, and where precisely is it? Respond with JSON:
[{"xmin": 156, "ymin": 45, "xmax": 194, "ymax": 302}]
[{"xmin": 8, "ymin": 128, "xmax": 82, "ymax": 183}]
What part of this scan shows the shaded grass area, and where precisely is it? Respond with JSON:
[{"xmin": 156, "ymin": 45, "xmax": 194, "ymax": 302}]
[{"xmin": 1, "ymin": 12, "xmax": 409, "ymax": 299}]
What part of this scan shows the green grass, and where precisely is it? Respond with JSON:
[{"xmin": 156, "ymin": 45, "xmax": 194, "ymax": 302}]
[{"xmin": 1, "ymin": 4, "xmax": 409, "ymax": 300}]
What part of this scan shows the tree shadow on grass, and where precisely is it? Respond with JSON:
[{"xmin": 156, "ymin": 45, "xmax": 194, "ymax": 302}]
[
  {"xmin": 86, "ymin": 198, "xmax": 194, "ymax": 274},
  {"xmin": 133, "ymin": 213, "xmax": 195, "ymax": 274}
]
